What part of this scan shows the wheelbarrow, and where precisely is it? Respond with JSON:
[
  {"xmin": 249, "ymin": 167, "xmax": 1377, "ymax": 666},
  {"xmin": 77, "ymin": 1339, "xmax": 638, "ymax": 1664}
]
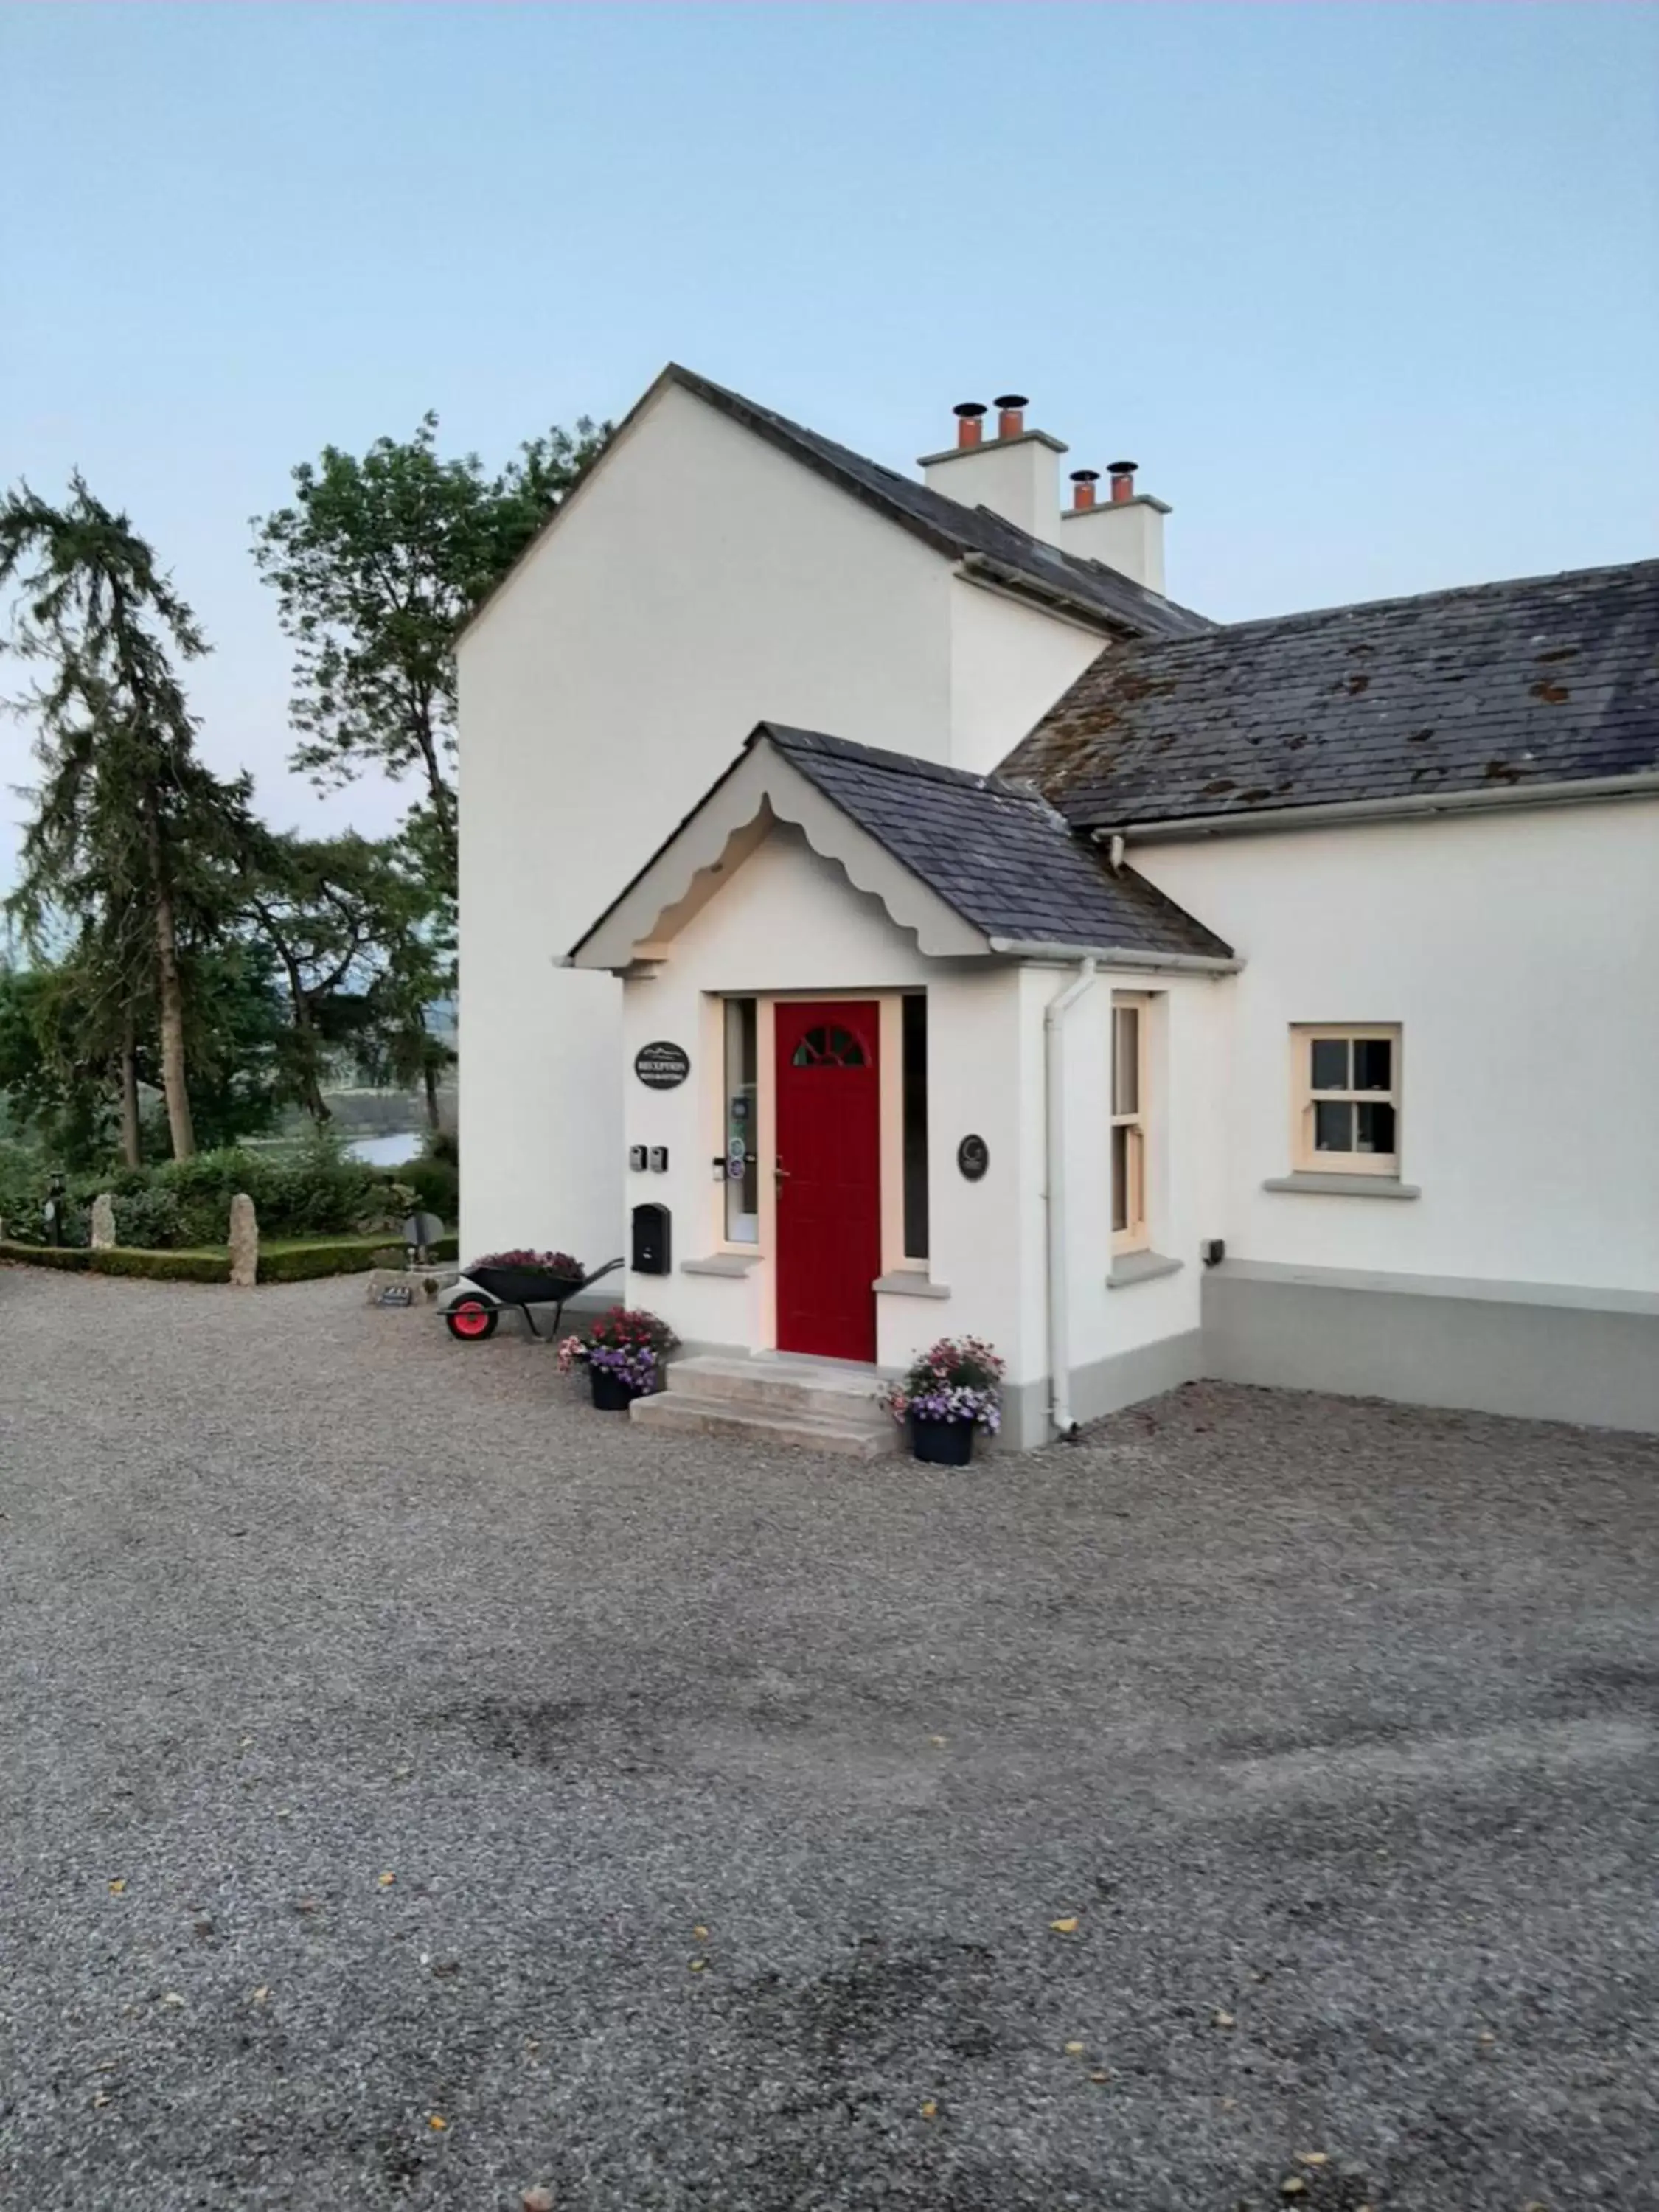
[{"xmin": 443, "ymin": 1255, "xmax": 625, "ymax": 1343}]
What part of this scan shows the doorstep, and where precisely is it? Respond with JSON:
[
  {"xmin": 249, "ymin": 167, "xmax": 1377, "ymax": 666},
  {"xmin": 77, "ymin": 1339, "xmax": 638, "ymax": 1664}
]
[{"xmin": 629, "ymin": 1353, "xmax": 900, "ymax": 1460}]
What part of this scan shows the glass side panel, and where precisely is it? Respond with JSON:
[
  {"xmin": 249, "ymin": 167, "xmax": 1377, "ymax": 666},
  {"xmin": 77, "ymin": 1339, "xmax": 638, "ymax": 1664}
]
[
  {"xmin": 1310, "ymin": 1037, "xmax": 1349, "ymax": 1091},
  {"xmin": 1113, "ymin": 1005, "xmax": 1141, "ymax": 1116},
  {"xmin": 1313, "ymin": 1100, "xmax": 1354, "ymax": 1153},
  {"xmin": 1354, "ymin": 1101, "xmax": 1397, "ymax": 1155},
  {"xmin": 902, "ymin": 995, "xmax": 929, "ymax": 1261},
  {"xmin": 1353, "ymin": 1037, "xmax": 1393, "ymax": 1092},
  {"xmin": 1111, "ymin": 1124, "xmax": 1130, "ymax": 1232},
  {"xmin": 723, "ymin": 998, "xmax": 758, "ymax": 1242}
]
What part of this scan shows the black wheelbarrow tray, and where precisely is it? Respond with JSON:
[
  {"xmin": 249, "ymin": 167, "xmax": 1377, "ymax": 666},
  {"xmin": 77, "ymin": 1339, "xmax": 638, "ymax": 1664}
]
[{"xmin": 442, "ymin": 1255, "xmax": 624, "ymax": 1342}]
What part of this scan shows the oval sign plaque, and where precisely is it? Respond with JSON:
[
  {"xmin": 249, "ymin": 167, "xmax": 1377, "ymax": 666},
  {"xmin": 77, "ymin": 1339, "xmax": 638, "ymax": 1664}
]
[
  {"xmin": 635, "ymin": 1040, "xmax": 690, "ymax": 1091},
  {"xmin": 957, "ymin": 1133, "xmax": 990, "ymax": 1182}
]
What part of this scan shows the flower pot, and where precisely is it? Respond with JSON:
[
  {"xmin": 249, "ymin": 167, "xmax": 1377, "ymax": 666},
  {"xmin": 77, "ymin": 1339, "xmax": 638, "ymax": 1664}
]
[
  {"xmin": 908, "ymin": 1415, "xmax": 976, "ymax": 1467},
  {"xmin": 588, "ymin": 1366, "xmax": 641, "ymax": 1411}
]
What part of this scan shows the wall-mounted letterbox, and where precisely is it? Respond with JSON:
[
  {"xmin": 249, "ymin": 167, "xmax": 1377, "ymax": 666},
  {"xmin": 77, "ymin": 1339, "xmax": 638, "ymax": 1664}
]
[{"xmin": 632, "ymin": 1202, "xmax": 671, "ymax": 1276}]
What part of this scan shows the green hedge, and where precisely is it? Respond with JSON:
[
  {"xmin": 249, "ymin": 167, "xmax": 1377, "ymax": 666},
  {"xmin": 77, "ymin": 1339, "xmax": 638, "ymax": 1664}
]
[
  {"xmin": 257, "ymin": 1234, "xmax": 456, "ymax": 1284},
  {"xmin": 401, "ymin": 1155, "xmax": 459, "ymax": 1221},
  {"xmin": 3, "ymin": 1135, "xmax": 451, "ymax": 1252},
  {"xmin": 0, "ymin": 1240, "xmax": 92, "ymax": 1271},
  {"xmin": 2, "ymin": 1233, "xmax": 456, "ymax": 1285},
  {"xmin": 0, "ymin": 1241, "xmax": 224, "ymax": 1281},
  {"xmin": 93, "ymin": 1248, "xmax": 230, "ymax": 1284}
]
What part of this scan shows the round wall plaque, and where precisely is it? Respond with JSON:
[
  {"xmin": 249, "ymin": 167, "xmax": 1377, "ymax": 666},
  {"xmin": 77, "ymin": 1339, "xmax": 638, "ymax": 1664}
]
[
  {"xmin": 957, "ymin": 1133, "xmax": 990, "ymax": 1182},
  {"xmin": 635, "ymin": 1040, "xmax": 690, "ymax": 1090}
]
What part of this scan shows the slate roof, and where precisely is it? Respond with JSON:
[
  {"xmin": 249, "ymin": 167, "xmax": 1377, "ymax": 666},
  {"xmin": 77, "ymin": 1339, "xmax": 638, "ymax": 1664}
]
[
  {"xmin": 761, "ymin": 726, "xmax": 1234, "ymax": 961},
  {"xmin": 1001, "ymin": 558, "xmax": 1659, "ymax": 830},
  {"xmin": 657, "ymin": 368, "xmax": 1214, "ymax": 642}
]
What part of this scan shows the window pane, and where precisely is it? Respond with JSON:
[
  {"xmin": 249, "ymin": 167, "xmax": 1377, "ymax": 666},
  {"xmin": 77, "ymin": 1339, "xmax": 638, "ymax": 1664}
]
[
  {"xmin": 791, "ymin": 1023, "xmax": 866, "ymax": 1068},
  {"xmin": 1310, "ymin": 1038, "xmax": 1349, "ymax": 1091},
  {"xmin": 1111, "ymin": 1124, "xmax": 1129, "ymax": 1232},
  {"xmin": 902, "ymin": 995, "xmax": 928, "ymax": 1260},
  {"xmin": 1355, "ymin": 1101, "xmax": 1397, "ymax": 1155},
  {"xmin": 1113, "ymin": 1006, "xmax": 1140, "ymax": 1116},
  {"xmin": 1353, "ymin": 1038, "xmax": 1392, "ymax": 1092},
  {"xmin": 724, "ymin": 998, "xmax": 758, "ymax": 1242},
  {"xmin": 1313, "ymin": 1100, "xmax": 1354, "ymax": 1153}
]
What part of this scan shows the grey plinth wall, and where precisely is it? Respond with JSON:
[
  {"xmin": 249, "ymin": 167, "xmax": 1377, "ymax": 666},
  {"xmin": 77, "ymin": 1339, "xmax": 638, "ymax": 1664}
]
[{"xmin": 1202, "ymin": 1259, "xmax": 1659, "ymax": 1436}]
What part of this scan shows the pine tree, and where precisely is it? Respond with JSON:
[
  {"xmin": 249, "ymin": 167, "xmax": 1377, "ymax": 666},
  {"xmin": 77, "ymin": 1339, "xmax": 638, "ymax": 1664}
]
[{"xmin": 0, "ymin": 474, "xmax": 251, "ymax": 1158}]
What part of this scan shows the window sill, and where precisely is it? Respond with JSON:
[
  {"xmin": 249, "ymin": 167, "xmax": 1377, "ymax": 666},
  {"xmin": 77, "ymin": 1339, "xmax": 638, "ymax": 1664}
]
[
  {"xmin": 1263, "ymin": 1173, "xmax": 1421, "ymax": 1200},
  {"xmin": 872, "ymin": 1270, "xmax": 950, "ymax": 1300},
  {"xmin": 1108, "ymin": 1250, "xmax": 1184, "ymax": 1290},
  {"xmin": 681, "ymin": 1253, "xmax": 761, "ymax": 1277}
]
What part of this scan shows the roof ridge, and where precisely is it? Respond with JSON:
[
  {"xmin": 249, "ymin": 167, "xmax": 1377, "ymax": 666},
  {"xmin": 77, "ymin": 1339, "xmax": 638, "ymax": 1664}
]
[
  {"xmin": 759, "ymin": 722, "xmax": 1046, "ymax": 801},
  {"xmin": 1001, "ymin": 552, "xmax": 1659, "ymax": 832},
  {"xmin": 1189, "ymin": 555, "xmax": 1659, "ymax": 643},
  {"xmin": 664, "ymin": 365, "xmax": 1214, "ymax": 640}
]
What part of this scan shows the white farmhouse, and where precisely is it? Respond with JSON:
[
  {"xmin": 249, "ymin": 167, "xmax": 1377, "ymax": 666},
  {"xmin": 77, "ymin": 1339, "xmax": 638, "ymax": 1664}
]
[{"xmin": 458, "ymin": 367, "xmax": 1659, "ymax": 1447}]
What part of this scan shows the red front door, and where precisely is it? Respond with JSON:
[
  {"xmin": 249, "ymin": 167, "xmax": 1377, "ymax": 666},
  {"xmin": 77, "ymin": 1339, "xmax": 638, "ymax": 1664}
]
[{"xmin": 774, "ymin": 1000, "xmax": 881, "ymax": 1362}]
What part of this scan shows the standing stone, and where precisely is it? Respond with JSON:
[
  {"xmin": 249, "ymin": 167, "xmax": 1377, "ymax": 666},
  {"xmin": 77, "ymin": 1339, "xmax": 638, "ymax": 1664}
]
[
  {"xmin": 228, "ymin": 1193, "xmax": 258, "ymax": 1288},
  {"xmin": 89, "ymin": 1193, "xmax": 117, "ymax": 1250}
]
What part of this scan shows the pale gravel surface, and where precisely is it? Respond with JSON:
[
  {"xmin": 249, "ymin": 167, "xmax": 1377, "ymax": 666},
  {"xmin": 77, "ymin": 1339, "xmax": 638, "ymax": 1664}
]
[{"xmin": 1, "ymin": 1265, "xmax": 1656, "ymax": 2212}]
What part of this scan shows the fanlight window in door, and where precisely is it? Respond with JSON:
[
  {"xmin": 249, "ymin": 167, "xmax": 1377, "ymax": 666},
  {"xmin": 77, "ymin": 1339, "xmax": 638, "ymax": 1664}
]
[{"xmin": 791, "ymin": 1023, "xmax": 868, "ymax": 1068}]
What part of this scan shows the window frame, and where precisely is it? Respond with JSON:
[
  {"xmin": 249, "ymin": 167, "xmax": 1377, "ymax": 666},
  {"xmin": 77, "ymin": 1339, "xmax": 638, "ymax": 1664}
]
[
  {"xmin": 1110, "ymin": 992, "xmax": 1150, "ymax": 1256},
  {"xmin": 1290, "ymin": 1023, "xmax": 1402, "ymax": 1177},
  {"xmin": 900, "ymin": 992, "xmax": 929, "ymax": 1265},
  {"xmin": 720, "ymin": 995, "xmax": 760, "ymax": 1245}
]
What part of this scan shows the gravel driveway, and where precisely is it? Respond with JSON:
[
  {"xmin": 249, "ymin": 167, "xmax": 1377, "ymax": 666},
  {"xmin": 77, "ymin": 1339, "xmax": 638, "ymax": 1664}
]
[{"xmin": 2, "ymin": 1267, "xmax": 1656, "ymax": 2212}]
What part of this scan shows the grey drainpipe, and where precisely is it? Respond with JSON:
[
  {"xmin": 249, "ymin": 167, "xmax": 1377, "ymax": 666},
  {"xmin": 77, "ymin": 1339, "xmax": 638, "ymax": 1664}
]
[{"xmin": 1044, "ymin": 958, "xmax": 1097, "ymax": 1441}]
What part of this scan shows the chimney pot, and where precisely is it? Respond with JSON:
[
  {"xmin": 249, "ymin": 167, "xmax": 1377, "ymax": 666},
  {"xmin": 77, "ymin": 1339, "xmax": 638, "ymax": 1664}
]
[
  {"xmin": 1069, "ymin": 467, "xmax": 1099, "ymax": 512},
  {"xmin": 953, "ymin": 400, "xmax": 987, "ymax": 449},
  {"xmin": 1108, "ymin": 459, "xmax": 1137, "ymax": 504},
  {"xmin": 993, "ymin": 392, "xmax": 1029, "ymax": 439}
]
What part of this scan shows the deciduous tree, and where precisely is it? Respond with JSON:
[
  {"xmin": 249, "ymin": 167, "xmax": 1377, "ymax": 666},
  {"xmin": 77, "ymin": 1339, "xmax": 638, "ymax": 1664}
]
[{"xmin": 251, "ymin": 413, "xmax": 608, "ymax": 898}]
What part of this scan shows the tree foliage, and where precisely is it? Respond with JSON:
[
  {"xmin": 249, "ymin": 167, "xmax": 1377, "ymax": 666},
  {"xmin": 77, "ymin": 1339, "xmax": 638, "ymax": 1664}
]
[
  {"xmin": 0, "ymin": 474, "xmax": 254, "ymax": 1158},
  {"xmin": 236, "ymin": 827, "xmax": 450, "ymax": 1128},
  {"xmin": 1, "ymin": 401, "xmax": 602, "ymax": 1185},
  {"xmin": 251, "ymin": 412, "xmax": 608, "ymax": 894}
]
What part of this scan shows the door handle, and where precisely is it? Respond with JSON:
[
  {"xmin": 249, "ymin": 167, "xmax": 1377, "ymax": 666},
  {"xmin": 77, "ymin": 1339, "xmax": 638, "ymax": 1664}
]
[{"xmin": 774, "ymin": 1156, "xmax": 791, "ymax": 1187}]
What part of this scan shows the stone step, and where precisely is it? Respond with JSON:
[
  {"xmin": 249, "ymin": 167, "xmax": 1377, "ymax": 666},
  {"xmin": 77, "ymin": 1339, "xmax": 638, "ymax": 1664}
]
[
  {"xmin": 664, "ymin": 1354, "xmax": 890, "ymax": 1423},
  {"xmin": 630, "ymin": 1390, "xmax": 900, "ymax": 1460}
]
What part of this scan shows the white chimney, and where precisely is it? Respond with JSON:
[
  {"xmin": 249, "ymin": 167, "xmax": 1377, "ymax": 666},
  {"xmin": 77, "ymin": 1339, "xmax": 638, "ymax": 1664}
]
[
  {"xmin": 918, "ymin": 394, "xmax": 1066, "ymax": 543},
  {"xmin": 1060, "ymin": 461, "xmax": 1170, "ymax": 595}
]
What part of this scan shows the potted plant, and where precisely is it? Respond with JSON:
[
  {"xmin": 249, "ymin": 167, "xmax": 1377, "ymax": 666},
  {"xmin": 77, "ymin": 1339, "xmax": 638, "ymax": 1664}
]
[
  {"xmin": 558, "ymin": 1305, "xmax": 679, "ymax": 1410},
  {"xmin": 882, "ymin": 1335, "xmax": 1005, "ymax": 1465}
]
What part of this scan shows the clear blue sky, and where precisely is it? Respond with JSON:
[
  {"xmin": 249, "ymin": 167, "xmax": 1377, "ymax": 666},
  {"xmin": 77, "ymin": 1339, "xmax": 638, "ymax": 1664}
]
[{"xmin": 2, "ymin": 1, "xmax": 1655, "ymax": 888}]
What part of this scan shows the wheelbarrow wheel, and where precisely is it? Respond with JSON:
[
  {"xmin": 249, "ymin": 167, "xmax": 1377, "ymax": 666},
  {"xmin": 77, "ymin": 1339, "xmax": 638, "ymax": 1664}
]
[{"xmin": 445, "ymin": 1297, "xmax": 499, "ymax": 1342}]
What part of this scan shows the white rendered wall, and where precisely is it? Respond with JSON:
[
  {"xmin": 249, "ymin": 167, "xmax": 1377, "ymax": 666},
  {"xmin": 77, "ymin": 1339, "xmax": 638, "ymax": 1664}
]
[
  {"xmin": 615, "ymin": 826, "xmax": 933, "ymax": 1345},
  {"xmin": 609, "ymin": 822, "xmax": 1048, "ymax": 1386},
  {"xmin": 920, "ymin": 438, "xmax": 1063, "ymax": 543},
  {"xmin": 1134, "ymin": 799, "xmax": 1659, "ymax": 1294},
  {"xmin": 1057, "ymin": 501, "xmax": 1166, "ymax": 595},
  {"xmin": 1043, "ymin": 969, "xmax": 1230, "ymax": 1371},
  {"xmin": 947, "ymin": 579, "xmax": 1105, "ymax": 779},
  {"xmin": 458, "ymin": 382, "xmax": 954, "ymax": 1264},
  {"xmin": 906, "ymin": 965, "xmax": 1035, "ymax": 1380}
]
